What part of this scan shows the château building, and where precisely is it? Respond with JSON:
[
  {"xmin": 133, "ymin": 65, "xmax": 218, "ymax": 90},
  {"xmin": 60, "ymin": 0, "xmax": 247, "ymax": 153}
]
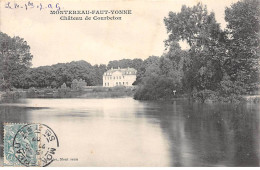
[{"xmin": 103, "ymin": 67, "xmax": 137, "ymax": 87}]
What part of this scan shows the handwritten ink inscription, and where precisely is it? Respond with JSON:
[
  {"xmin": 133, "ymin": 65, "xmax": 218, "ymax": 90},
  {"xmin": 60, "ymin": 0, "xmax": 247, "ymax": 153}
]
[{"xmin": 5, "ymin": 1, "xmax": 61, "ymax": 11}]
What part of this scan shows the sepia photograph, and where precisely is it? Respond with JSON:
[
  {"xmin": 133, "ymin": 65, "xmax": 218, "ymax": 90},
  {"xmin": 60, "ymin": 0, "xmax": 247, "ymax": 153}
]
[{"xmin": 0, "ymin": 0, "xmax": 259, "ymax": 167}]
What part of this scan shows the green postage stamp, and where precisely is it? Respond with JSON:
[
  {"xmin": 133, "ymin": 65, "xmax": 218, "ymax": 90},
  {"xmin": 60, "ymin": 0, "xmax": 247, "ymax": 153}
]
[{"xmin": 3, "ymin": 123, "xmax": 59, "ymax": 167}]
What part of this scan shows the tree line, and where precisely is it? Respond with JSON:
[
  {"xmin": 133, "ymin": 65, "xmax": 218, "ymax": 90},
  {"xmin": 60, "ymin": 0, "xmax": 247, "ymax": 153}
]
[
  {"xmin": 0, "ymin": 30, "xmax": 143, "ymax": 89},
  {"xmin": 17, "ymin": 59, "xmax": 144, "ymax": 89},
  {"xmin": 0, "ymin": 39, "xmax": 144, "ymax": 89}
]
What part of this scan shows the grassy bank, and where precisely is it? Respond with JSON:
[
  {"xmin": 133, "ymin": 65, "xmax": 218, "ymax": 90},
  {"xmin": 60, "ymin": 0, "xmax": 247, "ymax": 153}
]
[
  {"xmin": 79, "ymin": 91, "xmax": 134, "ymax": 98},
  {"xmin": 25, "ymin": 86, "xmax": 135, "ymax": 98},
  {"xmin": 0, "ymin": 86, "xmax": 135, "ymax": 102}
]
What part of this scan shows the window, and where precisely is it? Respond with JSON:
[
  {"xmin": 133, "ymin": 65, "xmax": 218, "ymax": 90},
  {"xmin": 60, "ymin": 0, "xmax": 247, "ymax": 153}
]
[
  {"xmin": 123, "ymin": 76, "xmax": 124, "ymax": 79},
  {"xmin": 119, "ymin": 82, "xmax": 121, "ymax": 85},
  {"xmin": 123, "ymin": 82, "xmax": 124, "ymax": 85},
  {"xmin": 116, "ymin": 82, "xmax": 118, "ymax": 86},
  {"xmin": 119, "ymin": 76, "xmax": 121, "ymax": 79},
  {"xmin": 105, "ymin": 83, "xmax": 106, "ymax": 86},
  {"xmin": 113, "ymin": 77, "xmax": 115, "ymax": 79},
  {"xmin": 126, "ymin": 82, "xmax": 128, "ymax": 85},
  {"xmin": 108, "ymin": 83, "xmax": 109, "ymax": 86}
]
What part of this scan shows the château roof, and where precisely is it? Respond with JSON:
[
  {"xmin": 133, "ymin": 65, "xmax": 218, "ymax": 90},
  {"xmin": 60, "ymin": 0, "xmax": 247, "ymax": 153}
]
[{"xmin": 104, "ymin": 67, "xmax": 137, "ymax": 75}]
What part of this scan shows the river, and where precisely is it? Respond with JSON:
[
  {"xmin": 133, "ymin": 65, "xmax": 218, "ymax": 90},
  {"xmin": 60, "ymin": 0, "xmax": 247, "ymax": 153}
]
[{"xmin": 0, "ymin": 98, "xmax": 259, "ymax": 166}]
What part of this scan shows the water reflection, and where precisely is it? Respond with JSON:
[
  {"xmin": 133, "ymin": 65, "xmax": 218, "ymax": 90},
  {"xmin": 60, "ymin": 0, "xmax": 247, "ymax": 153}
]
[
  {"xmin": 141, "ymin": 101, "xmax": 259, "ymax": 166},
  {"xmin": 0, "ymin": 98, "xmax": 259, "ymax": 166}
]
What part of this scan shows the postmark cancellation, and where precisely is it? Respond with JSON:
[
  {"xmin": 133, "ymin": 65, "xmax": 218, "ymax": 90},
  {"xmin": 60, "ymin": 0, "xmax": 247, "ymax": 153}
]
[{"xmin": 3, "ymin": 123, "xmax": 59, "ymax": 167}]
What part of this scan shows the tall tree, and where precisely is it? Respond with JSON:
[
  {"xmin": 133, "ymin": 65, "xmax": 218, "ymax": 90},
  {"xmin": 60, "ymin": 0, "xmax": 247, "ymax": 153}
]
[
  {"xmin": 0, "ymin": 32, "xmax": 33, "ymax": 90},
  {"xmin": 224, "ymin": 0, "xmax": 260, "ymax": 92},
  {"xmin": 164, "ymin": 3, "xmax": 224, "ymax": 93},
  {"xmin": 161, "ymin": 41, "xmax": 187, "ymax": 88}
]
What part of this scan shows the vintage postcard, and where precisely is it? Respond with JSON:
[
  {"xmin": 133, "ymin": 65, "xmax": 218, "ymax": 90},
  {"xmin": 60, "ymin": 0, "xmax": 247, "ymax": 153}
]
[{"xmin": 0, "ymin": 0, "xmax": 259, "ymax": 167}]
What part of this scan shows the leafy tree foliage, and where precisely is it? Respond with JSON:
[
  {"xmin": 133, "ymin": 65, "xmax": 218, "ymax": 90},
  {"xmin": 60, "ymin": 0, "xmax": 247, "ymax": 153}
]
[
  {"xmin": 164, "ymin": 3, "xmax": 224, "ymax": 92},
  {"xmin": 135, "ymin": 0, "xmax": 260, "ymax": 101},
  {"xmin": 0, "ymin": 32, "xmax": 33, "ymax": 90},
  {"xmin": 134, "ymin": 56, "xmax": 160, "ymax": 85},
  {"xmin": 71, "ymin": 79, "xmax": 87, "ymax": 91},
  {"xmin": 107, "ymin": 58, "xmax": 143, "ymax": 71},
  {"xmin": 15, "ymin": 59, "xmax": 143, "ymax": 89},
  {"xmin": 224, "ymin": 0, "xmax": 260, "ymax": 92},
  {"xmin": 134, "ymin": 44, "xmax": 187, "ymax": 99},
  {"xmin": 92, "ymin": 64, "xmax": 107, "ymax": 85},
  {"xmin": 17, "ymin": 60, "xmax": 102, "ymax": 88},
  {"xmin": 60, "ymin": 83, "xmax": 67, "ymax": 89},
  {"xmin": 134, "ymin": 75, "xmax": 178, "ymax": 100}
]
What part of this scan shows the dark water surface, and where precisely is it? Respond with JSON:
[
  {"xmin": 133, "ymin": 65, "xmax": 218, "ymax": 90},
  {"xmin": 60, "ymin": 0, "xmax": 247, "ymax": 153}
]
[{"xmin": 0, "ymin": 98, "xmax": 259, "ymax": 166}]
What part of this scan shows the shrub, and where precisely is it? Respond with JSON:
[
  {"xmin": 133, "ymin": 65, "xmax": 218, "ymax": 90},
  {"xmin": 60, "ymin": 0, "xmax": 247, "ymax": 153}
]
[
  {"xmin": 134, "ymin": 75, "xmax": 180, "ymax": 100},
  {"xmin": 71, "ymin": 79, "xmax": 87, "ymax": 91},
  {"xmin": 191, "ymin": 89, "xmax": 217, "ymax": 103},
  {"xmin": 111, "ymin": 86, "xmax": 126, "ymax": 91}
]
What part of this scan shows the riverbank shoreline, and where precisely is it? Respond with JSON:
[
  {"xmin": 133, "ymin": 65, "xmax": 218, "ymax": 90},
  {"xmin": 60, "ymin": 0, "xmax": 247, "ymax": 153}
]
[
  {"xmin": 0, "ymin": 86, "xmax": 135, "ymax": 103},
  {"xmin": 0, "ymin": 89, "xmax": 259, "ymax": 103}
]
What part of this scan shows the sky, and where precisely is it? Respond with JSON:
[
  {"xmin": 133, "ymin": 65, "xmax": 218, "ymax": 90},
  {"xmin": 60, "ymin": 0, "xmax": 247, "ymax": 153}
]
[{"xmin": 1, "ymin": 0, "xmax": 239, "ymax": 67}]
